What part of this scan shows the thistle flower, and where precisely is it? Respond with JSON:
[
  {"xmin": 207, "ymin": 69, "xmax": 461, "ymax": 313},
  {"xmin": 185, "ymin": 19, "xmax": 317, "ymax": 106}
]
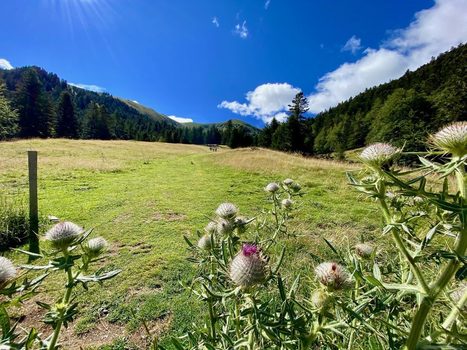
[
  {"xmin": 354, "ymin": 243, "xmax": 374, "ymax": 259},
  {"xmin": 204, "ymin": 221, "xmax": 218, "ymax": 234},
  {"xmin": 230, "ymin": 244, "xmax": 267, "ymax": 288},
  {"xmin": 360, "ymin": 143, "xmax": 400, "ymax": 168},
  {"xmin": 215, "ymin": 203, "xmax": 238, "ymax": 220},
  {"xmin": 430, "ymin": 122, "xmax": 467, "ymax": 157},
  {"xmin": 45, "ymin": 221, "xmax": 83, "ymax": 250},
  {"xmin": 217, "ymin": 218, "xmax": 235, "ymax": 235},
  {"xmin": 265, "ymin": 182, "xmax": 280, "ymax": 193},
  {"xmin": 0, "ymin": 257, "xmax": 16, "ymax": 289},
  {"xmin": 311, "ymin": 289, "xmax": 330, "ymax": 309},
  {"xmin": 86, "ymin": 237, "xmax": 108, "ymax": 258},
  {"xmin": 315, "ymin": 262, "xmax": 352, "ymax": 290},
  {"xmin": 283, "ymin": 178, "xmax": 294, "ymax": 186},
  {"xmin": 197, "ymin": 234, "xmax": 212, "ymax": 250},
  {"xmin": 281, "ymin": 198, "xmax": 293, "ymax": 209}
]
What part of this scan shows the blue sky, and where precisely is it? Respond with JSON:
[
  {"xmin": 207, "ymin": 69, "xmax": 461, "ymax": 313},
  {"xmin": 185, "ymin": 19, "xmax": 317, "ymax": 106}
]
[{"xmin": 1, "ymin": 0, "xmax": 466, "ymax": 126}]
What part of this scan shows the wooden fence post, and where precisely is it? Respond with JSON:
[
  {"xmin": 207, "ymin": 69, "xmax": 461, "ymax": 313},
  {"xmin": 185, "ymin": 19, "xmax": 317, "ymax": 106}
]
[{"xmin": 28, "ymin": 150, "xmax": 39, "ymax": 259}]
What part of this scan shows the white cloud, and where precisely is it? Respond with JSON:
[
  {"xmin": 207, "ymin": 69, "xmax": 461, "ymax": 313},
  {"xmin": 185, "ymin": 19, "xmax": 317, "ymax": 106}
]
[
  {"xmin": 265, "ymin": 0, "xmax": 271, "ymax": 10},
  {"xmin": 307, "ymin": 0, "xmax": 467, "ymax": 113},
  {"xmin": 132, "ymin": 100, "xmax": 139, "ymax": 104},
  {"xmin": 0, "ymin": 58, "xmax": 14, "ymax": 70},
  {"xmin": 341, "ymin": 35, "xmax": 362, "ymax": 54},
  {"xmin": 168, "ymin": 115, "xmax": 193, "ymax": 123},
  {"xmin": 234, "ymin": 21, "xmax": 248, "ymax": 39},
  {"xmin": 212, "ymin": 16, "xmax": 219, "ymax": 28},
  {"xmin": 218, "ymin": 83, "xmax": 300, "ymax": 123},
  {"xmin": 68, "ymin": 82, "xmax": 106, "ymax": 93}
]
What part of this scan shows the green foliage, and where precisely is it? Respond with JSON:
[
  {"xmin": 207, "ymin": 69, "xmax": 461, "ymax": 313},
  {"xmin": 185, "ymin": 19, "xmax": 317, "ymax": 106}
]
[
  {"xmin": 56, "ymin": 91, "xmax": 78, "ymax": 138},
  {"xmin": 0, "ymin": 84, "xmax": 18, "ymax": 140},
  {"xmin": 0, "ymin": 193, "xmax": 29, "ymax": 251}
]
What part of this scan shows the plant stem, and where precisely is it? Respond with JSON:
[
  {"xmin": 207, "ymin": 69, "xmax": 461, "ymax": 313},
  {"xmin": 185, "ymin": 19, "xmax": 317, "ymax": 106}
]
[
  {"xmin": 442, "ymin": 289, "xmax": 467, "ymax": 331},
  {"xmin": 404, "ymin": 161, "xmax": 467, "ymax": 349},
  {"xmin": 377, "ymin": 190, "xmax": 430, "ymax": 294},
  {"xmin": 48, "ymin": 253, "xmax": 74, "ymax": 350}
]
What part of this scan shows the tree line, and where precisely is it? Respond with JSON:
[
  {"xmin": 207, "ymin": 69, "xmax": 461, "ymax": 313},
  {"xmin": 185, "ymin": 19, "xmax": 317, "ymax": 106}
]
[
  {"xmin": 0, "ymin": 67, "xmax": 257, "ymax": 148},
  {"xmin": 257, "ymin": 43, "xmax": 466, "ymax": 156}
]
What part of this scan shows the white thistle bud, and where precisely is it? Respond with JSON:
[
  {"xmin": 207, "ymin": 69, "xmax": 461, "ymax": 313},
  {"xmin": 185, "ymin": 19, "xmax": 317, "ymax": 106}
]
[
  {"xmin": 197, "ymin": 234, "xmax": 212, "ymax": 250},
  {"xmin": 431, "ymin": 122, "xmax": 467, "ymax": 157},
  {"xmin": 215, "ymin": 203, "xmax": 238, "ymax": 220},
  {"xmin": 354, "ymin": 243, "xmax": 374, "ymax": 259},
  {"xmin": 311, "ymin": 289, "xmax": 330, "ymax": 309},
  {"xmin": 0, "ymin": 257, "xmax": 16, "ymax": 289},
  {"xmin": 283, "ymin": 178, "xmax": 294, "ymax": 186},
  {"xmin": 315, "ymin": 262, "xmax": 352, "ymax": 290},
  {"xmin": 217, "ymin": 218, "xmax": 235, "ymax": 235},
  {"xmin": 265, "ymin": 182, "xmax": 280, "ymax": 193},
  {"xmin": 281, "ymin": 198, "xmax": 293, "ymax": 209},
  {"xmin": 45, "ymin": 221, "xmax": 83, "ymax": 250},
  {"xmin": 360, "ymin": 143, "xmax": 400, "ymax": 167},
  {"xmin": 86, "ymin": 237, "xmax": 108, "ymax": 257},
  {"xmin": 230, "ymin": 244, "xmax": 267, "ymax": 288},
  {"xmin": 204, "ymin": 221, "xmax": 218, "ymax": 234}
]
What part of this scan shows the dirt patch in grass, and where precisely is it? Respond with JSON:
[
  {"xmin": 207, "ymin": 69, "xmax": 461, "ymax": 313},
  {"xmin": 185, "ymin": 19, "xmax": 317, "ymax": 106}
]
[{"xmin": 147, "ymin": 211, "xmax": 187, "ymax": 222}]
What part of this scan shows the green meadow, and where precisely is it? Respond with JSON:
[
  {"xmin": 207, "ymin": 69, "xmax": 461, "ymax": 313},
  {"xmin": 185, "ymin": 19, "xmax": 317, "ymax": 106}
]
[{"xmin": 0, "ymin": 139, "xmax": 383, "ymax": 349}]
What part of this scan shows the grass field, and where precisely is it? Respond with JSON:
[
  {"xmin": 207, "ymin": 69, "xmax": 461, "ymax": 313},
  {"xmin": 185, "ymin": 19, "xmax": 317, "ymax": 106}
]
[{"xmin": 0, "ymin": 139, "xmax": 384, "ymax": 349}]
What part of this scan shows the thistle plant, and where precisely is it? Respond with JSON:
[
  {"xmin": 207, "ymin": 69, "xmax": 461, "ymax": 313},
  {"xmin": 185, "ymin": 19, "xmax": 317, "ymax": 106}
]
[
  {"xmin": 18, "ymin": 221, "xmax": 121, "ymax": 349},
  {"xmin": 179, "ymin": 183, "xmax": 305, "ymax": 349},
  {"xmin": 347, "ymin": 121, "xmax": 467, "ymax": 349}
]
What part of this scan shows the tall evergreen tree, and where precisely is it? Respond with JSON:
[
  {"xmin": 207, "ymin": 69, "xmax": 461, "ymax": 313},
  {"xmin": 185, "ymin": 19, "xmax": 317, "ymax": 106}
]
[
  {"xmin": 15, "ymin": 69, "xmax": 55, "ymax": 138},
  {"xmin": 286, "ymin": 92, "xmax": 309, "ymax": 152},
  {"xmin": 56, "ymin": 91, "xmax": 78, "ymax": 138}
]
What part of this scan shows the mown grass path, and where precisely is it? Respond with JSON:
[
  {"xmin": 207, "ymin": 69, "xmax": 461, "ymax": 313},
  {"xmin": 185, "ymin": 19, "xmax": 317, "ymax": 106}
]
[{"xmin": 0, "ymin": 140, "xmax": 381, "ymax": 349}]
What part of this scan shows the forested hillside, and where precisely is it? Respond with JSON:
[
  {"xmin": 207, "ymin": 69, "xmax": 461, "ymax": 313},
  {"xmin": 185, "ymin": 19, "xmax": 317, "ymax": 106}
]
[
  {"xmin": 259, "ymin": 44, "xmax": 467, "ymax": 155},
  {"xmin": 0, "ymin": 66, "xmax": 257, "ymax": 147}
]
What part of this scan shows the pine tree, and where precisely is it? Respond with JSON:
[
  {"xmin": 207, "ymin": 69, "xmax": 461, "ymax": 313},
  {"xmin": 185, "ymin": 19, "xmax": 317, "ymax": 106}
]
[
  {"xmin": 0, "ymin": 84, "xmax": 19, "ymax": 140},
  {"xmin": 56, "ymin": 91, "xmax": 78, "ymax": 138},
  {"xmin": 15, "ymin": 69, "xmax": 55, "ymax": 138},
  {"xmin": 287, "ymin": 92, "xmax": 309, "ymax": 152}
]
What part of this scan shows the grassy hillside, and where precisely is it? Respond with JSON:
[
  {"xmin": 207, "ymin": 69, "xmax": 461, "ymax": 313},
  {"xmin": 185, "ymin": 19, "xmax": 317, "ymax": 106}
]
[
  {"xmin": 0, "ymin": 140, "xmax": 383, "ymax": 349},
  {"xmin": 119, "ymin": 98, "xmax": 178, "ymax": 125}
]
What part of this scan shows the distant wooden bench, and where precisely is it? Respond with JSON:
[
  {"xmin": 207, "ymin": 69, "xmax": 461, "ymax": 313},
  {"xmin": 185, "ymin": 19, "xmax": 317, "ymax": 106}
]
[{"xmin": 207, "ymin": 144, "xmax": 219, "ymax": 152}]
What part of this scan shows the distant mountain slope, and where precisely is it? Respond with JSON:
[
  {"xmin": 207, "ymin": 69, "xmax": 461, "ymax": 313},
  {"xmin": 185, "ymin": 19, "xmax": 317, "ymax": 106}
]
[{"xmin": 119, "ymin": 98, "xmax": 178, "ymax": 126}]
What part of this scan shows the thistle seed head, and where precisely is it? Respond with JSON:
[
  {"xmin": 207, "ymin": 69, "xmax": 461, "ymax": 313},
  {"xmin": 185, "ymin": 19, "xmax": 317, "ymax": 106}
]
[
  {"xmin": 354, "ymin": 243, "xmax": 374, "ymax": 259},
  {"xmin": 204, "ymin": 221, "xmax": 218, "ymax": 235},
  {"xmin": 281, "ymin": 198, "xmax": 293, "ymax": 209},
  {"xmin": 230, "ymin": 244, "xmax": 267, "ymax": 288},
  {"xmin": 265, "ymin": 182, "xmax": 280, "ymax": 193},
  {"xmin": 45, "ymin": 221, "xmax": 83, "ymax": 250},
  {"xmin": 283, "ymin": 178, "xmax": 294, "ymax": 186},
  {"xmin": 315, "ymin": 262, "xmax": 352, "ymax": 290},
  {"xmin": 0, "ymin": 257, "xmax": 16, "ymax": 289},
  {"xmin": 197, "ymin": 234, "xmax": 212, "ymax": 250},
  {"xmin": 217, "ymin": 218, "xmax": 235, "ymax": 235},
  {"xmin": 86, "ymin": 237, "xmax": 108, "ymax": 257},
  {"xmin": 311, "ymin": 289, "xmax": 330, "ymax": 309},
  {"xmin": 215, "ymin": 203, "xmax": 238, "ymax": 220},
  {"xmin": 430, "ymin": 122, "xmax": 467, "ymax": 157},
  {"xmin": 360, "ymin": 143, "xmax": 400, "ymax": 168}
]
